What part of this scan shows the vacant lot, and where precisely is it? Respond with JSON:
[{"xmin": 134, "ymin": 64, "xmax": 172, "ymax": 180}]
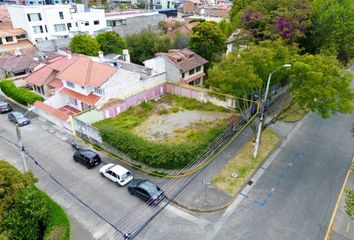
[{"xmin": 94, "ymin": 94, "xmax": 237, "ymax": 169}]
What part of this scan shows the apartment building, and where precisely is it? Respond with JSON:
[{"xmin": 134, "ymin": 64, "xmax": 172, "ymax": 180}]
[{"xmin": 7, "ymin": 4, "xmax": 107, "ymax": 44}]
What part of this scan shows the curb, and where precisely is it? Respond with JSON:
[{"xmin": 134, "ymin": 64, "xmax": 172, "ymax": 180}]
[
  {"xmin": 324, "ymin": 157, "xmax": 354, "ymax": 240},
  {"xmin": 168, "ymin": 130, "xmax": 282, "ymax": 213}
]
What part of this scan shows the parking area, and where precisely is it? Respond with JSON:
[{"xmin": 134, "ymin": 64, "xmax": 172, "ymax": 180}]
[{"xmin": 0, "ymin": 100, "xmax": 171, "ymax": 239}]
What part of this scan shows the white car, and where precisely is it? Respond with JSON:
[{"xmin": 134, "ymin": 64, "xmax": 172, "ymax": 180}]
[{"xmin": 99, "ymin": 163, "xmax": 133, "ymax": 186}]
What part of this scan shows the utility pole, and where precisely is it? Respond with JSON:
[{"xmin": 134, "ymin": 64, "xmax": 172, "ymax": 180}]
[
  {"xmin": 253, "ymin": 64, "xmax": 291, "ymax": 158},
  {"xmin": 16, "ymin": 124, "xmax": 27, "ymax": 172}
]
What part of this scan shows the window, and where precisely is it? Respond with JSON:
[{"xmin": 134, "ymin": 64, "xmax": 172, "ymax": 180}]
[
  {"xmin": 5, "ymin": 36, "xmax": 13, "ymax": 42},
  {"xmin": 66, "ymin": 81, "xmax": 74, "ymax": 88},
  {"xmin": 182, "ymin": 72, "xmax": 185, "ymax": 78},
  {"xmin": 189, "ymin": 69, "xmax": 195, "ymax": 75},
  {"xmin": 196, "ymin": 66, "xmax": 201, "ymax": 72},
  {"xmin": 67, "ymin": 23, "xmax": 72, "ymax": 30},
  {"xmin": 94, "ymin": 87, "xmax": 103, "ymax": 95},
  {"xmin": 27, "ymin": 13, "xmax": 42, "ymax": 22},
  {"xmin": 68, "ymin": 97, "xmax": 77, "ymax": 106},
  {"xmin": 45, "ymin": 25, "xmax": 48, "ymax": 33},
  {"xmin": 33, "ymin": 26, "xmax": 43, "ymax": 34},
  {"xmin": 84, "ymin": 21, "xmax": 89, "ymax": 26},
  {"xmin": 107, "ymin": 20, "xmax": 116, "ymax": 27},
  {"xmin": 54, "ymin": 24, "xmax": 66, "ymax": 32},
  {"xmin": 94, "ymin": 20, "xmax": 99, "ymax": 25},
  {"xmin": 59, "ymin": 12, "xmax": 64, "ymax": 19},
  {"xmin": 16, "ymin": 34, "xmax": 26, "ymax": 39}
]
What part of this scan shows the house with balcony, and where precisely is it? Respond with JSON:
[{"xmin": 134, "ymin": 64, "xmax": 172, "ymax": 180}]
[
  {"xmin": 7, "ymin": 4, "xmax": 107, "ymax": 45},
  {"xmin": 25, "ymin": 53, "xmax": 167, "ymax": 128},
  {"xmin": 149, "ymin": 48, "xmax": 208, "ymax": 86}
]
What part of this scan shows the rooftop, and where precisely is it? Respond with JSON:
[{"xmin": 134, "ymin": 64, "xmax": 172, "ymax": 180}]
[{"xmin": 156, "ymin": 48, "xmax": 208, "ymax": 72}]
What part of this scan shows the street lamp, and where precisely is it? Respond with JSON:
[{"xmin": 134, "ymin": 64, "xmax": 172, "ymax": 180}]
[
  {"xmin": 253, "ymin": 64, "xmax": 291, "ymax": 158},
  {"xmin": 16, "ymin": 106, "xmax": 36, "ymax": 172}
]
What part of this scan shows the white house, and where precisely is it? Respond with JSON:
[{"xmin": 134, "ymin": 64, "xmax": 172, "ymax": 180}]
[{"xmin": 7, "ymin": 4, "xmax": 107, "ymax": 44}]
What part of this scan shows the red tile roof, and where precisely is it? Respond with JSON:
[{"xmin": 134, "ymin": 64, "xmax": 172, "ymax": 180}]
[
  {"xmin": 48, "ymin": 78, "xmax": 63, "ymax": 90},
  {"xmin": 56, "ymin": 56, "xmax": 117, "ymax": 87},
  {"xmin": 25, "ymin": 66, "xmax": 54, "ymax": 86},
  {"xmin": 60, "ymin": 88, "xmax": 101, "ymax": 106},
  {"xmin": 34, "ymin": 101, "xmax": 70, "ymax": 122}
]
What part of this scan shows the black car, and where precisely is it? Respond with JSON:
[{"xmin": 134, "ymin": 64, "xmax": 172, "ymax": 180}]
[
  {"xmin": 8, "ymin": 112, "xmax": 30, "ymax": 126},
  {"xmin": 128, "ymin": 179, "xmax": 165, "ymax": 205},
  {"xmin": 0, "ymin": 101, "xmax": 12, "ymax": 113},
  {"xmin": 73, "ymin": 149, "xmax": 101, "ymax": 169}
]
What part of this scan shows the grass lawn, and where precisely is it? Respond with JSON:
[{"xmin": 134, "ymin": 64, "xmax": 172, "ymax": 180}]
[
  {"xmin": 94, "ymin": 94, "xmax": 235, "ymax": 169},
  {"xmin": 279, "ymin": 102, "xmax": 307, "ymax": 122},
  {"xmin": 212, "ymin": 128, "xmax": 280, "ymax": 196}
]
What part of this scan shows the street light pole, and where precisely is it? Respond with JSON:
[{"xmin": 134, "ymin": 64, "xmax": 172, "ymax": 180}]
[{"xmin": 253, "ymin": 64, "xmax": 291, "ymax": 158}]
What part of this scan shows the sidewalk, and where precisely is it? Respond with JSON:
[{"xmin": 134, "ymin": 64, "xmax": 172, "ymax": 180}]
[{"xmin": 331, "ymin": 159, "xmax": 354, "ymax": 240}]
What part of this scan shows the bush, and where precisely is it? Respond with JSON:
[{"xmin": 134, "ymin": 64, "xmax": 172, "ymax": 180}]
[
  {"xmin": 0, "ymin": 161, "xmax": 70, "ymax": 240},
  {"xmin": 0, "ymin": 80, "xmax": 43, "ymax": 105}
]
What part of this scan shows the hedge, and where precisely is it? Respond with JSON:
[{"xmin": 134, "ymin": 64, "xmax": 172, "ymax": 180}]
[
  {"xmin": 0, "ymin": 80, "xmax": 43, "ymax": 105},
  {"xmin": 38, "ymin": 188, "xmax": 70, "ymax": 240},
  {"xmin": 99, "ymin": 124, "xmax": 224, "ymax": 169}
]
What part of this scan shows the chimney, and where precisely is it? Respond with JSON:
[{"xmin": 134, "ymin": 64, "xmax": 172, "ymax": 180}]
[
  {"xmin": 122, "ymin": 49, "xmax": 130, "ymax": 63},
  {"xmin": 98, "ymin": 51, "xmax": 104, "ymax": 63}
]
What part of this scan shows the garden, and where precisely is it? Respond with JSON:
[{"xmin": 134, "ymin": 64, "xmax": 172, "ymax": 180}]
[{"xmin": 94, "ymin": 94, "xmax": 237, "ymax": 169}]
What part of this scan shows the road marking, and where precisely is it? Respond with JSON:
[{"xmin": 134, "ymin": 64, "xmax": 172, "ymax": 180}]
[
  {"xmin": 324, "ymin": 157, "xmax": 354, "ymax": 240},
  {"xmin": 346, "ymin": 222, "xmax": 350, "ymax": 232}
]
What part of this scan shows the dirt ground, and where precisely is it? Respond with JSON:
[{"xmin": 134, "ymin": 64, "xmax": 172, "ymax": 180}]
[{"xmin": 133, "ymin": 109, "xmax": 235, "ymax": 143}]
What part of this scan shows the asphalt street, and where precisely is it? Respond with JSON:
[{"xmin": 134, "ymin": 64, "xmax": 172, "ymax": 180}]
[{"xmin": 136, "ymin": 112, "xmax": 354, "ymax": 239}]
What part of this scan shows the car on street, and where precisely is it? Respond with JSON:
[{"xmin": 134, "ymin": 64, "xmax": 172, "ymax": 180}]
[
  {"xmin": 73, "ymin": 149, "xmax": 101, "ymax": 169},
  {"xmin": 128, "ymin": 179, "xmax": 165, "ymax": 205},
  {"xmin": 0, "ymin": 101, "xmax": 12, "ymax": 113},
  {"xmin": 100, "ymin": 163, "xmax": 133, "ymax": 186},
  {"xmin": 8, "ymin": 111, "xmax": 30, "ymax": 126}
]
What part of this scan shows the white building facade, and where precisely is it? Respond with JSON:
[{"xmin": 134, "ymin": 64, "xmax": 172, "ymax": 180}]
[{"xmin": 7, "ymin": 4, "xmax": 107, "ymax": 44}]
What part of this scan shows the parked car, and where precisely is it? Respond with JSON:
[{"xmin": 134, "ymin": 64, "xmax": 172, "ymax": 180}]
[
  {"xmin": 73, "ymin": 149, "xmax": 101, "ymax": 169},
  {"xmin": 0, "ymin": 101, "xmax": 12, "ymax": 113},
  {"xmin": 128, "ymin": 179, "xmax": 165, "ymax": 205},
  {"xmin": 99, "ymin": 163, "xmax": 133, "ymax": 186},
  {"xmin": 8, "ymin": 112, "xmax": 30, "ymax": 126}
]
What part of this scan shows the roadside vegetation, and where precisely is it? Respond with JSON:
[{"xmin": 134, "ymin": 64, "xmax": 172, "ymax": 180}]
[
  {"xmin": 278, "ymin": 101, "xmax": 307, "ymax": 122},
  {"xmin": 0, "ymin": 161, "xmax": 70, "ymax": 240},
  {"xmin": 94, "ymin": 94, "xmax": 234, "ymax": 169},
  {"xmin": 212, "ymin": 129, "xmax": 280, "ymax": 196},
  {"xmin": 345, "ymin": 189, "xmax": 354, "ymax": 220},
  {"xmin": 0, "ymin": 80, "xmax": 43, "ymax": 106}
]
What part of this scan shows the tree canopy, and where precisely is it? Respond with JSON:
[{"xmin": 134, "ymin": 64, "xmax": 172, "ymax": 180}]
[
  {"xmin": 96, "ymin": 31, "xmax": 127, "ymax": 55},
  {"xmin": 126, "ymin": 31, "xmax": 173, "ymax": 64},
  {"xmin": 207, "ymin": 40, "xmax": 353, "ymax": 118},
  {"xmin": 305, "ymin": 0, "xmax": 354, "ymax": 64},
  {"xmin": 69, "ymin": 34, "xmax": 100, "ymax": 56},
  {"xmin": 189, "ymin": 22, "xmax": 226, "ymax": 63}
]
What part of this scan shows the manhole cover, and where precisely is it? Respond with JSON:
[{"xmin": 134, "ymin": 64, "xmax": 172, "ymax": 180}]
[{"xmin": 247, "ymin": 180, "xmax": 254, "ymax": 186}]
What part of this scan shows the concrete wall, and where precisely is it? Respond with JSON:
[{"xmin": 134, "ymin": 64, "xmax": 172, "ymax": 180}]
[
  {"xmin": 163, "ymin": 57, "xmax": 181, "ymax": 82},
  {"xmin": 36, "ymin": 38, "xmax": 70, "ymax": 51},
  {"xmin": 33, "ymin": 107, "xmax": 72, "ymax": 130},
  {"xmin": 111, "ymin": 14, "xmax": 166, "ymax": 37},
  {"xmin": 166, "ymin": 82, "xmax": 235, "ymax": 109}
]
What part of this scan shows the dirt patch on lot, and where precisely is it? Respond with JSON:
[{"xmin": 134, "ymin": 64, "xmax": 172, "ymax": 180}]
[{"xmin": 134, "ymin": 110, "xmax": 235, "ymax": 143}]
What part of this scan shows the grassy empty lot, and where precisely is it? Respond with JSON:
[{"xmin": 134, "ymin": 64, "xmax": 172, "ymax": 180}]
[
  {"xmin": 94, "ymin": 94, "xmax": 236, "ymax": 169},
  {"xmin": 212, "ymin": 128, "xmax": 280, "ymax": 196}
]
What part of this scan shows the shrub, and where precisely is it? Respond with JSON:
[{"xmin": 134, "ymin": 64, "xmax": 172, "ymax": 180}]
[{"xmin": 0, "ymin": 80, "xmax": 43, "ymax": 105}]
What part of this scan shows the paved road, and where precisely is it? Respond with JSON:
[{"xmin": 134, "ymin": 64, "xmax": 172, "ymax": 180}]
[{"xmin": 136, "ymin": 110, "xmax": 354, "ymax": 239}]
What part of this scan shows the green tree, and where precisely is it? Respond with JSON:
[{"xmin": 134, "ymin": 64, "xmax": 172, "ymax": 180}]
[
  {"xmin": 189, "ymin": 22, "xmax": 226, "ymax": 63},
  {"xmin": 69, "ymin": 34, "xmax": 100, "ymax": 56},
  {"xmin": 96, "ymin": 31, "xmax": 127, "ymax": 55},
  {"xmin": 126, "ymin": 31, "xmax": 172, "ymax": 64},
  {"xmin": 290, "ymin": 54, "xmax": 354, "ymax": 118},
  {"xmin": 305, "ymin": 0, "xmax": 354, "ymax": 65},
  {"xmin": 218, "ymin": 19, "xmax": 235, "ymax": 38},
  {"xmin": 208, "ymin": 40, "xmax": 353, "ymax": 119}
]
